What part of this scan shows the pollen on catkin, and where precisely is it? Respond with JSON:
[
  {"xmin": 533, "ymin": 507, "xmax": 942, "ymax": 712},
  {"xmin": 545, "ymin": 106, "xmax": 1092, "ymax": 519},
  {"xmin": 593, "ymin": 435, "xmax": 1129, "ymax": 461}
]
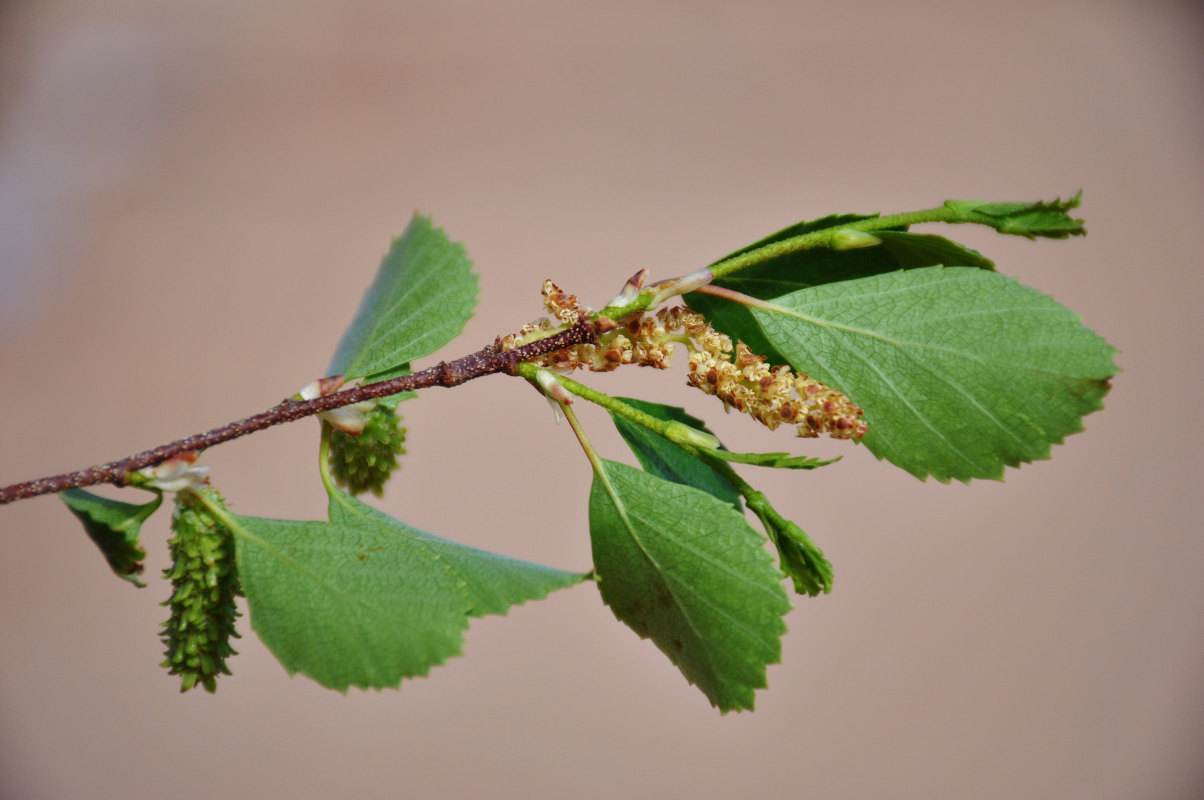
[
  {"xmin": 686, "ymin": 339, "xmax": 867, "ymax": 440},
  {"xmin": 500, "ymin": 281, "xmax": 867, "ymax": 440}
]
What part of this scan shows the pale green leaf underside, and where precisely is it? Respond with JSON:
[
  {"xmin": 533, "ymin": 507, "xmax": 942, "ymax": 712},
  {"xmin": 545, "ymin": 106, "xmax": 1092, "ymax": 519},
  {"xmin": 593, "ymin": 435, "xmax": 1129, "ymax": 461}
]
[
  {"xmin": 329, "ymin": 214, "xmax": 478, "ymax": 380},
  {"xmin": 752, "ymin": 266, "xmax": 1118, "ymax": 482},
  {"xmin": 326, "ymin": 489, "xmax": 586, "ymax": 618},
  {"xmin": 232, "ymin": 496, "xmax": 583, "ymax": 691},
  {"xmin": 233, "ymin": 514, "xmax": 468, "ymax": 690},
  {"xmin": 589, "ymin": 460, "xmax": 790, "ymax": 712}
]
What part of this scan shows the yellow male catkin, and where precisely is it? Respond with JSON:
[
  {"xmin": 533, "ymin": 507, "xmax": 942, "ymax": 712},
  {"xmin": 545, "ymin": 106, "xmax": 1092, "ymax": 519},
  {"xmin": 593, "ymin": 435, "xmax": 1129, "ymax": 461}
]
[{"xmin": 500, "ymin": 281, "xmax": 867, "ymax": 440}]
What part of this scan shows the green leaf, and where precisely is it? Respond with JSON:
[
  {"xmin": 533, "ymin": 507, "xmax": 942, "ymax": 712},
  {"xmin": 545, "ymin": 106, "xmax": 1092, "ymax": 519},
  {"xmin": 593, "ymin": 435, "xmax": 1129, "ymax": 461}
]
[
  {"xmin": 749, "ymin": 266, "xmax": 1118, "ymax": 482},
  {"xmin": 711, "ymin": 213, "xmax": 878, "ymax": 262},
  {"xmin": 686, "ymin": 214, "xmax": 992, "ymax": 366},
  {"xmin": 687, "ymin": 214, "xmax": 891, "ymax": 365},
  {"xmin": 326, "ymin": 488, "xmax": 585, "ymax": 618},
  {"xmin": 231, "ymin": 515, "xmax": 465, "ymax": 690},
  {"xmin": 874, "ymin": 230, "xmax": 994, "ymax": 270},
  {"xmin": 943, "ymin": 192, "xmax": 1085, "ymax": 239},
  {"xmin": 609, "ymin": 397, "xmax": 742, "ymax": 511},
  {"xmin": 603, "ymin": 397, "xmax": 835, "ymax": 596},
  {"xmin": 701, "ymin": 449, "xmax": 839, "ymax": 470},
  {"xmin": 60, "ymin": 489, "xmax": 160, "ymax": 586},
  {"xmin": 230, "ymin": 492, "xmax": 584, "ymax": 691},
  {"xmin": 329, "ymin": 215, "xmax": 478, "ymax": 380},
  {"xmin": 608, "ymin": 395, "xmax": 835, "ymax": 479},
  {"xmin": 588, "ymin": 459, "xmax": 790, "ymax": 712}
]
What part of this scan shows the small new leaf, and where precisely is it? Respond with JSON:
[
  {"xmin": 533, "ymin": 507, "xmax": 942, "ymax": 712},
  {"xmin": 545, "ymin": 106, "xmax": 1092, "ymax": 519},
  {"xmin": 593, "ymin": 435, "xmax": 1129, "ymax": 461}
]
[
  {"xmin": 589, "ymin": 459, "xmax": 790, "ymax": 712},
  {"xmin": 329, "ymin": 215, "xmax": 479, "ymax": 380},
  {"xmin": 60, "ymin": 488, "xmax": 160, "ymax": 587},
  {"xmin": 771, "ymin": 519, "xmax": 832, "ymax": 597},
  {"xmin": 735, "ymin": 483, "xmax": 834, "ymax": 597},
  {"xmin": 943, "ymin": 192, "xmax": 1085, "ymax": 239}
]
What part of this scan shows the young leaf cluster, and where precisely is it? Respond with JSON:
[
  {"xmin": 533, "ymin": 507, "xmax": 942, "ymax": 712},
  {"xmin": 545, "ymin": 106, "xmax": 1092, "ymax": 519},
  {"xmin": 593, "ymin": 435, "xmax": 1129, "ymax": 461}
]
[{"xmin": 41, "ymin": 197, "xmax": 1116, "ymax": 711}]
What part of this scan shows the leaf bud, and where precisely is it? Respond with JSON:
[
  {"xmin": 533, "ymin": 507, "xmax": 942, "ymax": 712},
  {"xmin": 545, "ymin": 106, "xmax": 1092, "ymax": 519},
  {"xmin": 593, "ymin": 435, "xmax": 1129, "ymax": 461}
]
[
  {"xmin": 532, "ymin": 367, "xmax": 575, "ymax": 405},
  {"xmin": 663, "ymin": 420, "xmax": 720, "ymax": 450},
  {"xmin": 829, "ymin": 229, "xmax": 882, "ymax": 250},
  {"xmin": 133, "ymin": 452, "xmax": 209, "ymax": 493},
  {"xmin": 293, "ymin": 375, "xmax": 345, "ymax": 401},
  {"xmin": 605, "ymin": 267, "xmax": 649, "ymax": 309},
  {"xmin": 294, "ymin": 375, "xmax": 376, "ymax": 434},
  {"xmin": 649, "ymin": 268, "xmax": 714, "ymax": 306}
]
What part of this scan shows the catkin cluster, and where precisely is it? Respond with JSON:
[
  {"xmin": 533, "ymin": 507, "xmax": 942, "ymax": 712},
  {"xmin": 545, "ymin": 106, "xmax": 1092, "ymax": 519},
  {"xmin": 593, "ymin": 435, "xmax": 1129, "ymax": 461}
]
[
  {"xmin": 501, "ymin": 281, "xmax": 867, "ymax": 440},
  {"xmin": 329, "ymin": 403, "xmax": 408, "ymax": 497},
  {"xmin": 160, "ymin": 488, "xmax": 241, "ymax": 693}
]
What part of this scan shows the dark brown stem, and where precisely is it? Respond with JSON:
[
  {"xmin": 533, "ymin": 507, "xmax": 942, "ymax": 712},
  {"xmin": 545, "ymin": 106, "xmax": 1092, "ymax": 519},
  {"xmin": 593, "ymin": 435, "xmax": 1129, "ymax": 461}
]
[{"xmin": 0, "ymin": 320, "xmax": 597, "ymax": 505}]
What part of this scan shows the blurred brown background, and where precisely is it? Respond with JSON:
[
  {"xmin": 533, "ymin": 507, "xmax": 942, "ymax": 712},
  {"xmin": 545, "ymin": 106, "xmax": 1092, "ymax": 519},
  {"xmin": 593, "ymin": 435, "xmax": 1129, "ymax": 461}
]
[{"xmin": 1, "ymin": 1, "xmax": 1201, "ymax": 798}]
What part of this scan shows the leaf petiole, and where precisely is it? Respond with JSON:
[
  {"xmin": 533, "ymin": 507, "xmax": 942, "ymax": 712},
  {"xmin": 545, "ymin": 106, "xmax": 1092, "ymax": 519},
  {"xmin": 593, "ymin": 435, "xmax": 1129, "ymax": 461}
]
[
  {"xmin": 317, "ymin": 422, "xmax": 337, "ymax": 496},
  {"xmin": 556, "ymin": 389, "xmax": 606, "ymax": 478}
]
